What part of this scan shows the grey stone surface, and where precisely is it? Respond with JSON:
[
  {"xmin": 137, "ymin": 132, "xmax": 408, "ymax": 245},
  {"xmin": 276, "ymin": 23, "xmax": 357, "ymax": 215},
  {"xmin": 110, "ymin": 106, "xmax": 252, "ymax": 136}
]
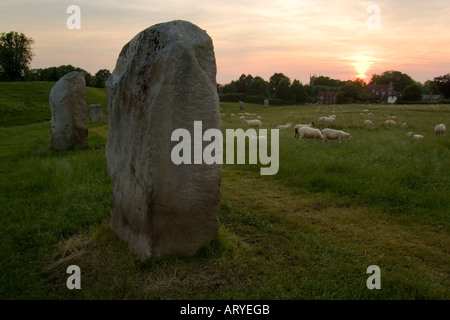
[
  {"xmin": 239, "ymin": 101, "xmax": 245, "ymax": 110},
  {"xmin": 264, "ymin": 99, "xmax": 269, "ymax": 109},
  {"xmin": 49, "ymin": 71, "xmax": 88, "ymax": 150},
  {"xmin": 87, "ymin": 104, "xmax": 104, "ymax": 124},
  {"xmin": 105, "ymin": 20, "xmax": 221, "ymax": 259}
]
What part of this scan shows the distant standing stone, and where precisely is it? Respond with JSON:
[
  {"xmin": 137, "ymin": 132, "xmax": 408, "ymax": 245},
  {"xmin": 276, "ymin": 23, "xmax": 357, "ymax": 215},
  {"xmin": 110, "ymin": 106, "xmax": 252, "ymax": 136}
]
[
  {"xmin": 49, "ymin": 71, "xmax": 88, "ymax": 150},
  {"xmin": 105, "ymin": 20, "xmax": 221, "ymax": 259},
  {"xmin": 264, "ymin": 99, "xmax": 269, "ymax": 109},
  {"xmin": 87, "ymin": 104, "xmax": 104, "ymax": 124},
  {"xmin": 239, "ymin": 101, "xmax": 245, "ymax": 110}
]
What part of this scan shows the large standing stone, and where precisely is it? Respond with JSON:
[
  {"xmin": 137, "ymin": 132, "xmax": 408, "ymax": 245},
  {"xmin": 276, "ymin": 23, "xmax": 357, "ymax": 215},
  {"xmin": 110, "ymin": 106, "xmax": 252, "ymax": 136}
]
[
  {"xmin": 264, "ymin": 99, "xmax": 269, "ymax": 109},
  {"xmin": 49, "ymin": 71, "xmax": 88, "ymax": 150},
  {"xmin": 105, "ymin": 20, "xmax": 221, "ymax": 259},
  {"xmin": 87, "ymin": 104, "xmax": 104, "ymax": 124},
  {"xmin": 239, "ymin": 101, "xmax": 245, "ymax": 110}
]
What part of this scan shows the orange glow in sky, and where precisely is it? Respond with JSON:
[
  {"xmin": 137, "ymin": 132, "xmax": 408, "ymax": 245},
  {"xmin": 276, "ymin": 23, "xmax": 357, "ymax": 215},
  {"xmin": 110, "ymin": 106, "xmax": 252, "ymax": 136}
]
[{"xmin": 1, "ymin": 0, "xmax": 450, "ymax": 85}]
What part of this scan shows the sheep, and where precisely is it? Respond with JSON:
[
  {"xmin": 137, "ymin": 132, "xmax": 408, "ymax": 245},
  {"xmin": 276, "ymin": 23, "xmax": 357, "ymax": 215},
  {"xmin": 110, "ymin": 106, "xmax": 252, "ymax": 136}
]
[
  {"xmin": 322, "ymin": 128, "xmax": 352, "ymax": 143},
  {"xmin": 297, "ymin": 127, "xmax": 323, "ymax": 141},
  {"xmin": 277, "ymin": 123, "xmax": 292, "ymax": 129},
  {"xmin": 257, "ymin": 116, "xmax": 262, "ymax": 120},
  {"xmin": 367, "ymin": 112, "xmax": 373, "ymax": 116},
  {"xmin": 250, "ymin": 133, "xmax": 267, "ymax": 141},
  {"xmin": 435, "ymin": 124, "xmax": 446, "ymax": 134},
  {"xmin": 318, "ymin": 116, "xmax": 335, "ymax": 123},
  {"xmin": 364, "ymin": 119, "xmax": 373, "ymax": 127},
  {"xmin": 407, "ymin": 132, "xmax": 424, "ymax": 139},
  {"xmin": 242, "ymin": 118, "xmax": 262, "ymax": 127},
  {"xmin": 230, "ymin": 113, "xmax": 235, "ymax": 116},
  {"xmin": 384, "ymin": 119, "xmax": 396, "ymax": 126},
  {"xmin": 294, "ymin": 122, "xmax": 315, "ymax": 138}
]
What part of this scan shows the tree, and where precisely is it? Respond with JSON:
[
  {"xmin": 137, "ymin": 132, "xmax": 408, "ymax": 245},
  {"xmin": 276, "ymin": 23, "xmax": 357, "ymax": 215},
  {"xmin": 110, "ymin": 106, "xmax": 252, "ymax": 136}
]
[
  {"xmin": 369, "ymin": 70, "xmax": 415, "ymax": 92},
  {"xmin": 236, "ymin": 74, "xmax": 253, "ymax": 94},
  {"xmin": 400, "ymin": 83, "xmax": 423, "ymax": 101},
  {"xmin": 93, "ymin": 69, "xmax": 111, "ymax": 88},
  {"xmin": 0, "ymin": 31, "xmax": 35, "ymax": 81},
  {"xmin": 423, "ymin": 80, "xmax": 441, "ymax": 95},
  {"xmin": 313, "ymin": 76, "xmax": 345, "ymax": 88},
  {"xmin": 269, "ymin": 73, "xmax": 290, "ymax": 96},
  {"xmin": 248, "ymin": 76, "xmax": 269, "ymax": 97},
  {"xmin": 276, "ymin": 77, "xmax": 292, "ymax": 100},
  {"xmin": 335, "ymin": 83, "xmax": 364, "ymax": 104},
  {"xmin": 290, "ymin": 80, "xmax": 308, "ymax": 104},
  {"xmin": 221, "ymin": 81, "xmax": 237, "ymax": 94},
  {"xmin": 434, "ymin": 74, "xmax": 450, "ymax": 98}
]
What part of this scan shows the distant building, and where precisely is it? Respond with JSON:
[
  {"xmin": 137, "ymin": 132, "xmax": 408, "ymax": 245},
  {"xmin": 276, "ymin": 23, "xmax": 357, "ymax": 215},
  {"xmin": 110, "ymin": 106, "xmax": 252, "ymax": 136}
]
[
  {"xmin": 366, "ymin": 81, "xmax": 399, "ymax": 103},
  {"xmin": 317, "ymin": 91, "xmax": 337, "ymax": 104},
  {"xmin": 309, "ymin": 74, "xmax": 318, "ymax": 86},
  {"xmin": 421, "ymin": 94, "xmax": 443, "ymax": 102}
]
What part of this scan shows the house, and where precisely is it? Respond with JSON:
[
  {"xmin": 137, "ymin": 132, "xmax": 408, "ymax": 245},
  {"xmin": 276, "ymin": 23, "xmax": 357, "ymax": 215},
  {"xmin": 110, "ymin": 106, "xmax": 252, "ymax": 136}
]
[
  {"xmin": 421, "ymin": 94, "xmax": 443, "ymax": 102},
  {"xmin": 317, "ymin": 91, "xmax": 337, "ymax": 104},
  {"xmin": 366, "ymin": 81, "xmax": 399, "ymax": 103}
]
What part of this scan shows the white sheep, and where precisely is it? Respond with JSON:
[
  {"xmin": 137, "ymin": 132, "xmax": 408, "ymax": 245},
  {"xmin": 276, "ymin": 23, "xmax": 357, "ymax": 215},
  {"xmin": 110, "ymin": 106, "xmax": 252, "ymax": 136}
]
[
  {"xmin": 364, "ymin": 120, "xmax": 373, "ymax": 126},
  {"xmin": 407, "ymin": 132, "xmax": 424, "ymax": 139},
  {"xmin": 384, "ymin": 119, "xmax": 397, "ymax": 126},
  {"xmin": 242, "ymin": 118, "xmax": 262, "ymax": 127},
  {"xmin": 318, "ymin": 116, "xmax": 335, "ymax": 123},
  {"xmin": 435, "ymin": 124, "xmax": 446, "ymax": 134},
  {"xmin": 367, "ymin": 112, "xmax": 373, "ymax": 116},
  {"xmin": 322, "ymin": 128, "xmax": 352, "ymax": 143},
  {"xmin": 294, "ymin": 122, "xmax": 315, "ymax": 138},
  {"xmin": 257, "ymin": 116, "xmax": 262, "ymax": 120},
  {"xmin": 277, "ymin": 123, "xmax": 292, "ymax": 129},
  {"xmin": 297, "ymin": 127, "xmax": 323, "ymax": 141}
]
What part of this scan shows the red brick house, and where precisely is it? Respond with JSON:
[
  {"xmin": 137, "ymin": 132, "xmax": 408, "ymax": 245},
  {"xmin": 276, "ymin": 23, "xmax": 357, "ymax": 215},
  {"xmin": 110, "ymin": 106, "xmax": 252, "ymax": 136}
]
[
  {"xmin": 365, "ymin": 81, "xmax": 399, "ymax": 103},
  {"xmin": 317, "ymin": 91, "xmax": 337, "ymax": 104}
]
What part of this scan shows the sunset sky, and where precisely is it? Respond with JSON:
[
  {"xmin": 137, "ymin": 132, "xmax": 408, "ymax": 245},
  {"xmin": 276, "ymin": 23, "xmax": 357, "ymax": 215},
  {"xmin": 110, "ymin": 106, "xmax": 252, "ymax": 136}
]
[{"xmin": 1, "ymin": 0, "xmax": 450, "ymax": 85}]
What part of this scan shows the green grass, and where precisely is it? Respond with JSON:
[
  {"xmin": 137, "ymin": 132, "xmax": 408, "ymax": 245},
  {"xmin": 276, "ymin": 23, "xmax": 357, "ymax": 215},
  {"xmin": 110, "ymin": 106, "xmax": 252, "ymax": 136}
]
[
  {"xmin": 0, "ymin": 83, "xmax": 449, "ymax": 299},
  {"xmin": 0, "ymin": 82, "xmax": 107, "ymax": 127}
]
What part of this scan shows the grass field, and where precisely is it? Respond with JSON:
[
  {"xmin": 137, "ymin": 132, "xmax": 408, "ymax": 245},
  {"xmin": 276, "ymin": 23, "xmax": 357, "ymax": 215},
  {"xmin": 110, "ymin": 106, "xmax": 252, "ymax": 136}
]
[{"xmin": 0, "ymin": 82, "xmax": 449, "ymax": 299}]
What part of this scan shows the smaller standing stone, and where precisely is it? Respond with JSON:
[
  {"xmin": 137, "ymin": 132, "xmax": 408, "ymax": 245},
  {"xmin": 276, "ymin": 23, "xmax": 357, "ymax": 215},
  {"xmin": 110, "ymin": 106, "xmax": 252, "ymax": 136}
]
[
  {"xmin": 264, "ymin": 99, "xmax": 269, "ymax": 109},
  {"xmin": 87, "ymin": 104, "xmax": 104, "ymax": 124},
  {"xmin": 239, "ymin": 101, "xmax": 245, "ymax": 110},
  {"xmin": 49, "ymin": 71, "xmax": 88, "ymax": 150}
]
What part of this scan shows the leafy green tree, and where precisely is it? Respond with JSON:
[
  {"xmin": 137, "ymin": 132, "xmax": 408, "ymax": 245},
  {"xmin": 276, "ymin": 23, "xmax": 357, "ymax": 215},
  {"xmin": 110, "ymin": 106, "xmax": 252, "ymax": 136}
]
[
  {"xmin": 433, "ymin": 74, "xmax": 450, "ymax": 98},
  {"xmin": 290, "ymin": 79, "xmax": 307, "ymax": 104},
  {"xmin": 248, "ymin": 76, "xmax": 269, "ymax": 97},
  {"xmin": 400, "ymin": 83, "xmax": 423, "ymax": 101},
  {"xmin": 236, "ymin": 74, "xmax": 253, "ymax": 94},
  {"xmin": 313, "ymin": 76, "xmax": 345, "ymax": 88},
  {"xmin": 0, "ymin": 31, "xmax": 35, "ymax": 81},
  {"xmin": 335, "ymin": 83, "xmax": 364, "ymax": 104},
  {"xmin": 93, "ymin": 69, "xmax": 111, "ymax": 88},
  {"xmin": 221, "ymin": 81, "xmax": 237, "ymax": 94},
  {"xmin": 423, "ymin": 80, "xmax": 441, "ymax": 95},
  {"xmin": 269, "ymin": 73, "xmax": 290, "ymax": 96},
  {"xmin": 369, "ymin": 70, "xmax": 415, "ymax": 92},
  {"xmin": 276, "ymin": 77, "xmax": 292, "ymax": 100}
]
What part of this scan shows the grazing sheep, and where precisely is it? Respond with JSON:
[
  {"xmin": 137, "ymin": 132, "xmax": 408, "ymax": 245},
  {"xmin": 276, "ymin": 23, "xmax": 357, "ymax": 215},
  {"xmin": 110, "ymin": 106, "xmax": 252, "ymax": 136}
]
[
  {"xmin": 367, "ymin": 112, "xmax": 373, "ymax": 116},
  {"xmin": 402, "ymin": 121, "xmax": 410, "ymax": 128},
  {"xmin": 407, "ymin": 132, "xmax": 424, "ymax": 139},
  {"xmin": 242, "ymin": 118, "xmax": 262, "ymax": 127},
  {"xmin": 297, "ymin": 127, "xmax": 323, "ymax": 141},
  {"xmin": 257, "ymin": 116, "xmax": 262, "ymax": 120},
  {"xmin": 231, "ymin": 113, "xmax": 235, "ymax": 116},
  {"xmin": 435, "ymin": 124, "xmax": 446, "ymax": 134},
  {"xmin": 277, "ymin": 123, "xmax": 292, "ymax": 129},
  {"xmin": 319, "ymin": 116, "xmax": 335, "ymax": 123},
  {"xmin": 322, "ymin": 128, "xmax": 352, "ymax": 143},
  {"xmin": 294, "ymin": 122, "xmax": 315, "ymax": 138},
  {"xmin": 365, "ymin": 120, "xmax": 373, "ymax": 126},
  {"xmin": 384, "ymin": 119, "xmax": 397, "ymax": 126}
]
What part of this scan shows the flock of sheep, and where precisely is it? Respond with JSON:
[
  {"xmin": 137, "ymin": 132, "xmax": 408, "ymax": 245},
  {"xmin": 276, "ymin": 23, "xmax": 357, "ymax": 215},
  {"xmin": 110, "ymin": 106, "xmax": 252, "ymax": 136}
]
[{"xmin": 220, "ymin": 107, "xmax": 446, "ymax": 144}]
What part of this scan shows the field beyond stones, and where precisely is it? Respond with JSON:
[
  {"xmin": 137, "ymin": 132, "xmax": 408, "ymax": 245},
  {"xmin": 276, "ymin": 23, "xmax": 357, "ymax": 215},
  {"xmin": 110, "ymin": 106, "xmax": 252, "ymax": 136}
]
[{"xmin": 0, "ymin": 82, "xmax": 449, "ymax": 299}]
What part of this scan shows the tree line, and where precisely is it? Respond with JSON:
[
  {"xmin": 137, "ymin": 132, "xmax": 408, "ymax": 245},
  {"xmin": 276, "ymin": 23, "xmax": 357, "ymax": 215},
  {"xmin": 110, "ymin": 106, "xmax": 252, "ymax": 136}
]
[
  {"xmin": 0, "ymin": 31, "xmax": 110, "ymax": 88},
  {"xmin": 218, "ymin": 71, "xmax": 450, "ymax": 104}
]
